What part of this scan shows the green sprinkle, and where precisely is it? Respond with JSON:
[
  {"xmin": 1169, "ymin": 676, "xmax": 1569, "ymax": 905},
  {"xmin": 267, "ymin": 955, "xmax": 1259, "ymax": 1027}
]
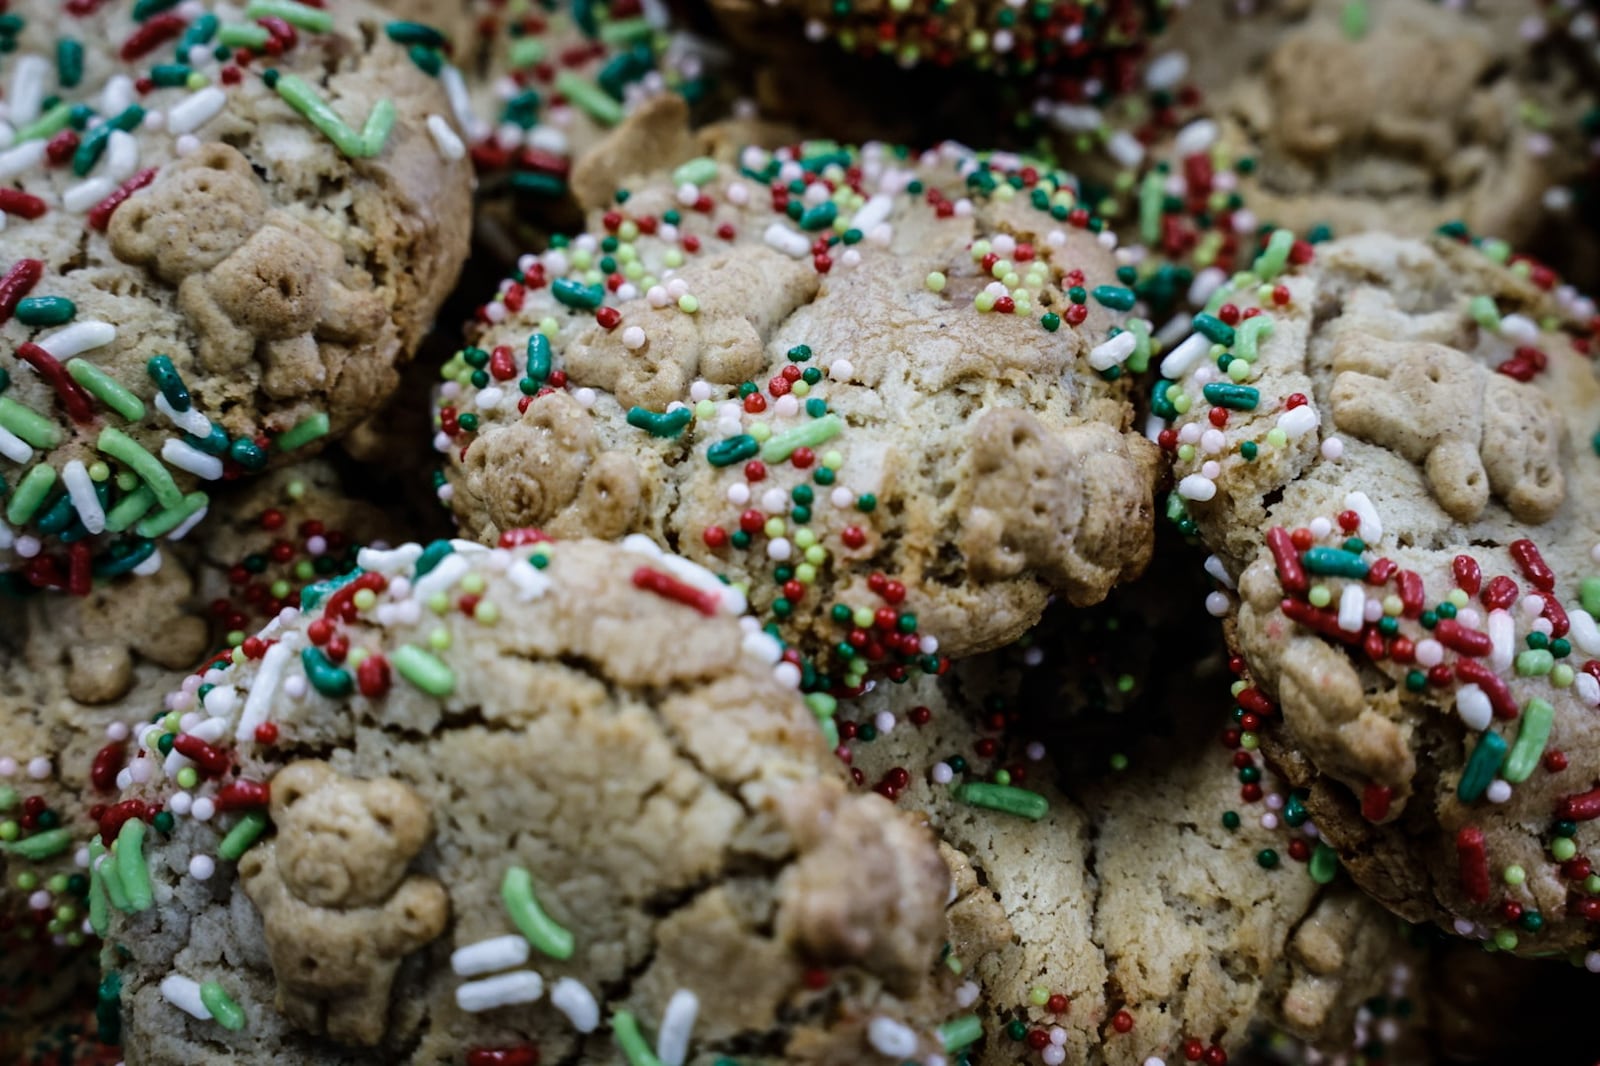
[
  {"xmin": 132, "ymin": 0, "xmax": 178, "ymax": 18},
  {"xmin": 799, "ymin": 202, "xmax": 838, "ymax": 231},
  {"xmin": 1252, "ymin": 229, "xmax": 1295, "ymax": 280},
  {"xmin": 5, "ymin": 464, "xmax": 57, "ymax": 526},
  {"xmin": 406, "ymin": 43, "xmax": 442, "ymax": 76},
  {"xmin": 244, "ymin": 0, "xmax": 333, "ymax": 32},
  {"xmin": 272, "ymin": 73, "xmax": 395, "ymax": 157},
  {"xmin": 671, "ymin": 156, "xmax": 719, "ymax": 187},
  {"xmin": 116, "ymin": 818, "xmax": 153, "ymax": 912},
  {"xmin": 501, "ymin": 865, "xmax": 576, "ymax": 959},
  {"xmin": 145, "ymin": 354, "xmax": 190, "ymax": 412},
  {"xmin": 1202, "ymin": 383, "xmax": 1260, "ymax": 411},
  {"xmin": 1502, "ymin": 699, "xmax": 1553, "ymax": 783},
  {"xmin": 134, "ymin": 490, "xmax": 207, "ymax": 538},
  {"xmin": 217, "ymin": 22, "xmax": 272, "ymax": 49},
  {"xmin": 150, "ymin": 64, "xmax": 192, "ymax": 88},
  {"xmin": 98, "ymin": 426, "xmax": 181, "ymax": 507},
  {"xmin": 707, "ymin": 434, "xmax": 759, "ymax": 467},
  {"xmin": 553, "ymin": 71, "xmax": 623, "ymax": 126},
  {"xmin": 1091, "ymin": 284, "xmax": 1136, "ymax": 311},
  {"xmin": 385, "ymin": 21, "xmax": 447, "ymax": 48},
  {"xmin": 598, "ymin": 16, "xmax": 654, "ymax": 45},
  {"xmin": 1138, "ymin": 170, "xmax": 1165, "ymax": 246},
  {"xmin": 611, "ymin": 1010, "xmax": 663, "ymax": 1066},
  {"xmin": 954, "ymin": 782, "xmax": 1048, "ymax": 821},
  {"xmin": 67, "ymin": 361, "xmax": 144, "ymax": 421},
  {"xmin": 300, "ymin": 646, "xmax": 354, "ymax": 698},
  {"xmin": 103, "ymin": 486, "xmax": 156, "ymax": 533},
  {"xmin": 87, "ymin": 841, "xmax": 110, "ymax": 936},
  {"xmin": 275, "ymin": 412, "xmax": 330, "ymax": 451},
  {"xmin": 1457, "ymin": 730, "xmax": 1508, "ymax": 804},
  {"xmin": 179, "ymin": 13, "xmax": 219, "ymax": 52},
  {"xmin": 392, "ymin": 644, "xmax": 456, "ymax": 697},
  {"xmin": 414, "ymin": 539, "xmax": 454, "ymax": 579},
  {"xmin": 1309, "ymin": 843, "xmax": 1340, "ymax": 884},
  {"xmin": 511, "ymin": 171, "xmax": 565, "ymax": 197},
  {"xmin": 1515, "ymin": 649, "xmax": 1555, "ymax": 677},
  {"xmin": 93, "ymin": 540, "xmax": 156, "ymax": 578},
  {"xmin": 0, "ymin": 396, "xmax": 63, "ymax": 448},
  {"xmin": 73, "ymin": 105, "xmax": 144, "ymax": 176},
  {"xmin": 524, "ymin": 334, "xmax": 553, "ymax": 384},
  {"xmin": 217, "ymin": 811, "xmax": 269, "ymax": 862},
  {"xmin": 1192, "ymin": 312, "xmax": 1236, "ymax": 346},
  {"xmin": 0, "ymin": 826, "xmax": 74, "ymax": 860},
  {"xmin": 1341, "ymin": 0, "xmax": 1369, "ymax": 38},
  {"xmin": 16, "ymin": 295, "xmax": 76, "ymax": 327},
  {"xmin": 626, "ymin": 406, "xmax": 693, "ymax": 438},
  {"xmin": 552, "ymin": 278, "xmax": 605, "ymax": 310},
  {"xmin": 15, "ymin": 102, "xmax": 74, "ymax": 144},
  {"xmin": 1580, "ymin": 575, "xmax": 1600, "ymax": 617},
  {"xmin": 1469, "ymin": 295, "xmax": 1501, "ymax": 332},
  {"xmin": 1300, "ymin": 546, "xmax": 1369, "ymax": 579},
  {"xmin": 199, "ymin": 982, "xmax": 246, "ymax": 1030},
  {"xmin": 760, "ymin": 415, "xmax": 843, "ymax": 463},
  {"xmin": 508, "ymin": 36, "xmax": 546, "ymax": 69},
  {"xmin": 938, "ymin": 1015, "xmax": 983, "ymax": 1052},
  {"xmin": 1235, "ymin": 315, "xmax": 1273, "ymax": 361},
  {"xmin": 56, "ymin": 39, "xmax": 85, "ymax": 89}
]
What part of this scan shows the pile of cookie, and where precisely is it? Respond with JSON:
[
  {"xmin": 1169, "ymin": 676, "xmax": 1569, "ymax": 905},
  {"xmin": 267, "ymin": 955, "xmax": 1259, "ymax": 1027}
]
[{"xmin": 1, "ymin": 1, "xmax": 1597, "ymax": 1063}]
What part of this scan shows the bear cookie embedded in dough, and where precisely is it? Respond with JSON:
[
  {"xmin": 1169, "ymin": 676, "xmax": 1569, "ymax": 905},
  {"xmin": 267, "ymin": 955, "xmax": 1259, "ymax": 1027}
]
[{"xmin": 238, "ymin": 760, "xmax": 449, "ymax": 1046}]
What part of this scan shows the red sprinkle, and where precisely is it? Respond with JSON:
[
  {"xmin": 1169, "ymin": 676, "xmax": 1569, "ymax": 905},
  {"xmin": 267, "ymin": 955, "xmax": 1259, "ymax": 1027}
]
[
  {"xmin": 88, "ymin": 167, "xmax": 157, "ymax": 231},
  {"xmin": 632, "ymin": 566, "xmax": 719, "ymax": 616},
  {"xmin": 1454, "ymin": 659, "xmax": 1519, "ymax": 719},
  {"xmin": 214, "ymin": 779, "xmax": 271, "ymax": 811},
  {"xmin": 1265, "ymin": 527, "xmax": 1307, "ymax": 594},
  {"xmin": 67, "ymin": 541, "xmax": 91, "ymax": 597},
  {"xmin": 1396, "ymin": 570, "xmax": 1425, "ymax": 618},
  {"xmin": 357, "ymin": 654, "xmax": 392, "ymax": 698},
  {"xmin": 497, "ymin": 527, "xmax": 553, "ymax": 548},
  {"xmin": 1481, "ymin": 575, "xmax": 1519, "ymax": 610},
  {"xmin": 172, "ymin": 733, "xmax": 230, "ymax": 776},
  {"xmin": 120, "ymin": 12, "xmax": 186, "ymax": 61},
  {"xmin": 466, "ymin": 1049, "xmax": 539, "ymax": 1066},
  {"xmin": 97, "ymin": 798, "xmax": 150, "ymax": 845},
  {"xmin": 90, "ymin": 743, "xmax": 126, "ymax": 792},
  {"xmin": 1457, "ymin": 827, "xmax": 1490, "ymax": 902},
  {"xmin": 0, "ymin": 189, "xmax": 48, "ymax": 220},
  {"xmin": 1433, "ymin": 618, "xmax": 1491, "ymax": 657},
  {"xmin": 1558, "ymin": 787, "xmax": 1600, "ymax": 822},
  {"xmin": 1361, "ymin": 784, "xmax": 1392, "ymax": 823},
  {"xmin": 1509, "ymin": 539, "xmax": 1555, "ymax": 592},
  {"xmin": 18, "ymin": 341, "xmax": 95, "ymax": 423},
  {"xmin": 1280, "ymin": 598, "xmax": 1362, "ymax": 644},
  {"xmin": 1542, "ymin": 594, "xmax": 1570, "ymax": 639},
  {"xmin": 1452, "ymin": 555, "xmax": 1482, "ymax": 596},
  {"xmin": 0, "ymin": 258, "xmax": 44, "ymax": 323}
]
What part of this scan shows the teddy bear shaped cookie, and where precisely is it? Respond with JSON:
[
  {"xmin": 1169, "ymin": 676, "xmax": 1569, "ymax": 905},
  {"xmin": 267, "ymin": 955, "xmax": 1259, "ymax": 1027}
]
[{"xmin": 237, "ymin": 760, "xmax": 449, "ymax": 1047}]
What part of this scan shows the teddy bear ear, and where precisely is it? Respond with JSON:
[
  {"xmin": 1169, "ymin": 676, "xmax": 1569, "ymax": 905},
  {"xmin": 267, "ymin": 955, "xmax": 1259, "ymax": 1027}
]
[
  {"xmin": 363, "ymin": 779, "xmax": 432, "ymax": 853},
  {"xmin": 270, "ymin": 760, "xmax": 334, "ymax": 815}
]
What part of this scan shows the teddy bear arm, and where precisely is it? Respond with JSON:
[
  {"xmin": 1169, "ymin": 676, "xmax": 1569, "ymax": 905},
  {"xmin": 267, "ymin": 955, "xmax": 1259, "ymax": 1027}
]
[
  {"xmin": 178, "ymin": 274, "xmax": 259, "ymax": 374},
  {"xmin": 380, "ymin": 875, "xmax": 450, "ymax": 955}
]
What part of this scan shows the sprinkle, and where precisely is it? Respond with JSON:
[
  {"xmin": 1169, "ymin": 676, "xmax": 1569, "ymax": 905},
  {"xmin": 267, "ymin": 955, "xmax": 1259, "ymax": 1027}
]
[
  {"xmin": 0, "ymin": 190, "xmax": 49, "ymax": 222},
  {"xmin": 73, "ymin": 105, "xmax": 145, "ymax": 177},
  {"xmin": 159, "ymin": 975, "xmax": 211, "ymax": 1021},
  {"xmin": 1509, "ymin": 539, "xmax": 1556, "ymax": 591},
  {"xmin": 1276, "ymin": 404, "xmax": 1319, "ymax": 437},
  {"xmin": 1087, "ymin": 331, "xmax": 1137, "ymax": 371},
  {"xmin": 88, "ymin": 168, "xmax": 158, "ymax": 230},
  {"xmin": 456, "ymin": 971, "xmax": 544, "ymax": 1013},
  {"xmin": 655, "ymin": 989, "xmax": 698, "ymax": 1066},
  {"xmin": 1501, "ymin": 698, "xmax": 1553, "ymax": 783},
  {"xmin": 237, "ymin": 643, "xmax": 292, "ymax": 741},
  {"xmin": 1457, "ymin": 827, "xmax": 1491, "ymax": 903},
  {"xmin": 761, "ymin": 415, "xmax": 842, "ymax": 463},
  {"xmin": 1456, "ymin": 685, "xmax": 1492, "ymax": 731},
  {"xmin": 245, "ymin": 0, "xmax": 334, "ymax": 32},
  {"xmin": 954, "ymin": 782, "xmax": 1048, "ymax": 820},
  {"xmin": 116, "ymin": 817, "xmax": 154, "ymax": 911},
  {"xmin": 452, "ymin": 935, "xmax": 531, "ymax": 978},
  {"xmin": 867, "ymin": 1017, "xmax": 919, "ymax": 1058},
  {"xmin": 18, "ymin": 342, "xmax": 94, "ymax": 423},
  {"xmin": 0, "ymin": 826, "xmax": 75, "ymax": 860},
  {"xmin": 137, "ymin": 491, "xmax": 207, "ymax": 539},
  {"xmin": 553, "ymin": 71, "xmax": 623, "ymax": 126},
  {"xmin": 161, "ymin": 438, "xmax": 225, "ymax": 480},
  {"xmin": 217, "ymin": 810, "xmax": 269, "ymax": 861},
  {"xmin": 1252, "ymin": 229, "xmax": 1295, "ymax": 280},
  {"xmin": 626, "ymin": 406, "xmax": 693, "ymax": 437},
  {"xmin": 1337, "ymin": 584, "xmax": 1365, "ymax": 633},
  {"xmin": 938, "ymin": 1015, "xmax": 983, "ymax": 1052},
  {"xmin": 5, "ymin": 464, "xmax": 57, "ymax": 526},
  {"xmin": 552, "ymin": 277, "xmax": 604, "ymax": 310},
  {"xmin": 501, "ymin": 865, "xmax": 576, "ymax": 960},
  {"xmin": 0, "ymin": 141, "xmax": 48, "ymax": 182},
  {"xmin": 551, "ymin": 977, "xmax": 600, "ymax": 1033},
  {"xmin": 0, "ymin": 258, "xmax": 44, "ymax": 322},
  {"xmin": 98, "ymin": 426, "xmax": 182, "ymax": 507},
  {"xmin": 632, "ymin": 566, "xmax": 721, "ymax": 616},
  {"xmin": 763, "ymin": 222, "xmax": 811, "ymax": 258},
  {"xmin": 671, "ymin": 157, "xmax": 719, "ymax": 187},
  {"xmin": 301, "ymin": 646, "xmax": 354, "ymax": 698},
  {"xmin": 392, "ymin": 644, "xmax": 456, "ymax": 697},
  {"xmin": 1158, "ymin": 333, "xmax": 1210, "ymax": 378},
  {"xmin": 1455, "ymin": 659, "xmax": 1519, "ymax": 719},
  {"xmin": 272, "ymin": 74, "xmax": 396, "ymax": 159},
  {"xmin": 1201, "ymin": 383, "xmax": 1259, "ymax": 411},
  {"xmin": 61, "ymin": 460, "xmax": 106, "ymax": 535},
  {"xmin": 199, "ymin": 982, "xmax": 246, "ymax": 1031},
  {"xmin": 1457, "ymin": 730, "xmax": 1508, "ymax": 804},
  {"xmin": 612, "ymin": 1010, "xmax": 664, "ymax": 1066},
  {"xmin": 165, "ymin": 87, "xmax": 228, "ymax": 136},
  {"xmin": 0, "ymin": 424, "xmax": 33, "ymax": 464},
  {"xmin": 1234, "ymin": 315, "xmax": 1274, "ymax": 361},
  {"xmin": 707, "ymin": 434, "xmax": 760, "ymax": 468},
  {"xmin": 1176, "ymin": 475, "xmax": 1215, "ymax": 502},
  {"xmin": 67, "ymin": 359, "xmax": 145, "ymax": 420},
  {"xmin": 0, "ymin": 396, "xmax": 60, "ymax": 448},
  {"xmin": 426, "ymin": 114, "xmax": 465, "ymax": 160}
]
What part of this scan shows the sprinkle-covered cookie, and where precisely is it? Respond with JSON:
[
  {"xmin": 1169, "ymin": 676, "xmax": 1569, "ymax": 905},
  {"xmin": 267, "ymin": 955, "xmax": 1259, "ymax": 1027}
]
[
  {"xmin": 1149, "ymin": 226, "xmax": 1600, "ymax": 955},
  {"xmin": 0, "ymin": 0, "xmax": 472, "ymax": 594},
  {"xmin": 433, "ymin": 138, "xmax": 1161, "ymax": 687},
  {"xmin": 100, "ymin": 535, "xmax": 957, "ymax": 1064}
]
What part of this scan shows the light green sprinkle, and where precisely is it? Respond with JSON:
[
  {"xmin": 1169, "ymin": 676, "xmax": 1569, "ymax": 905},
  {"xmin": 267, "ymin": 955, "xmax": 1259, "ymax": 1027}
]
[
  {"xmin": 67, "ymin": 361, "xmax": 145, "ymax": 421},
  {"xmin": 937, "ymin": 1014, "xmax": 983, "ymax": 1052},
  {"xmin": 135, "ymin": 491, "xmax": 208, "ymax": 539},
  {"xmin": 611, "ymin": 1010, "xmax": 663, "ymax": 1066},
  {"xmin": 0, "ymin": 396, "xmax": 63, "ymax": 448},
  {"xmin": 599, "ymin": 16, "xmax": 655, "ymax": 45},
  {"xmin": 199, "ymin": 981, "xmax": 247, "ymax": 1031},
  {"xmin": 218, "ymin": 811, "xmax": 270, "ymax": 862},
  {"xmin": 87, "ymin": 840, "xmax": 110, "ymax": 936},
  {"xmin": 217, "ymin": 22, "xmax": 272, "ymax": 48},
  {"xmin": 1469, "ymin": 295, "xmax": 1501, "ymax": 332},
  {"xmin": 1235, "ymin": 314, "xmax": 1274, "ymax": 362},
  {"xmin": 1341, "ymin": 0, "xmax": 1369, "ymax": 38},
  {"xmin": 116, "ymin": 818, "xmax": 154, "ymax": 912},
  {"xmin": 954, "ymin": 782, "xmax": 1049, "ymax": 821},
  {"xmin": 1502, "ymin": 698, "xmax": 1553, "ymax": 783},
  {"xmin": 502, "ymin": 865, "xmax": 576, "ymax": 960},
  {"xmin": 98, "ymin": 426, "xmax": 181, "ymax": 508},
  {"xmin": 554, "ymin": 71, "xmax": 623, "ymax": 126},
  {"xmin": 392, "ymin": 644, "xmax": 456, "ymax": 696},
  {"xmin": 1252, "ymin": 229, "xmax": 1295, "ymax": 280},
  {"xmin": 15, "ymin": 102, "xmax": 73, "ymax": 144},
  {"xmin": 273, "ymin": 74, "xmax": 396, "ymax": 158},
  {"xmin": 1138, "ymin": 169, "xmax": 1164, "ymax": 246},
  {"xmin": 1126, "ymin": 318, "xmax": 1152, "ymax": 373},
  {"xmin": 244, "ymin": 0, "xmax": 332, "ymax": 32},
  {"xmin": 508, "ymin": 37, "xmax": 546, "ymax": 68},
  {"xmin": 5, "ymin": 464, "xmax": 57, "ymax": 526},
  {"xmin": 671, "ymin": 156, "xmax": 719, "ymax": 187},
  {"xmin": 0, "ymin": 827, "xmax": 75, "ymax": 860},
  {"xmin": 103, "ymin": 485, "xmax": 156, "ymax": 533},
  {"xmin": 1580, "ymin": 575, "xmax": 1600, "ymax": 617},
  {"xmin": 276, "ymin": 411, "xmax": 331, "ymax": 451},
  {"xmin": 760, "ymin": 414, "xmax": 843, "ymax": 463}
]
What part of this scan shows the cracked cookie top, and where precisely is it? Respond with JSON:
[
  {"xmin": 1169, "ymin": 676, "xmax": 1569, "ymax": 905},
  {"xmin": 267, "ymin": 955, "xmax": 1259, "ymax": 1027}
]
[
  {"xmin": 433, "ymin": 137, "xmax": 1161, "ymax": 687},
  {"xmin": 0, "ymin": 0, "xmax": 472, "ymax": 592},
  {"xmin": 100, "ymin": 535, "xmax": 958, "ymax": 1064},
  {"xmin": 1148, "ymin": 228, "xmax": 1600, "ymax": 955}
]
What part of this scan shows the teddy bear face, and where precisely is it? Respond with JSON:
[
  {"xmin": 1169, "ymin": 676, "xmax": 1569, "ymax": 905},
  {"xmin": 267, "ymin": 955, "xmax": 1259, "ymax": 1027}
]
[
  {"xmin": 269, "ymin": 761, "xmax": 433, "ymax": 910},
  {"xmin": 107, "ymin": 143, "xmax": 268, "ymax": 284}
]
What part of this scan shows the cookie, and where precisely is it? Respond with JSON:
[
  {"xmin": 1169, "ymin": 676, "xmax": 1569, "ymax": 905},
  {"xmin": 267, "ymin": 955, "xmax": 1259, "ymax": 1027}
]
[
  {"xmin": 99, "ymin": 535, "xmax": 959, "ymax": 1064},
  {"xmin": 432, "ymin": 137, "xmax": 1161, "ymax": 687},
  {"xmin": 0, "ymin": 0, "xmax": 472, "ymax": 592},
  {"xmin": 1144, "ymin": 227, "xmax": 1600, "ymax": 955},
  {"xmin": 835, "ymin": 649, "xmax": 1409, "ymax": 1066}
]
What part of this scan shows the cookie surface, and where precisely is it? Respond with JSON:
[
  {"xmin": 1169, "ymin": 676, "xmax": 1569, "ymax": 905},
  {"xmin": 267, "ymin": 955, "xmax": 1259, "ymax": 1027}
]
[
  {"xmin": 1150, "ymin": 229, "xmax": 1600, "ymax": 954},
  {"xmin": 0, "ymin": 0, "xmax": 471, "ymax": 590},
  {"xmin": 101, "ymin": 536, "xmax": 957, "ymax": 1064},
  {"xmin": 434, "ymin": 140, "xmax": 1161, "ymax": 686}
]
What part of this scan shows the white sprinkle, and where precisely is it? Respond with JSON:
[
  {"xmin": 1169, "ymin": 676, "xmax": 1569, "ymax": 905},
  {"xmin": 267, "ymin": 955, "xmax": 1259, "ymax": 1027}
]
[
  {"xmin": 1498, "ymin": 313, "xmax": 1539, "ymax": 344},
  {"xmin": 726, "ymin": 483, "xmax": 750, "ymax": 506},
  {"xmin": 154, "ymin": 393, "xmax": 213, "ymax": 437},
  {"xmin": 133, "ymin": 546, "xmax": 164, "ymax": 576},
  {"xmin": 427, "ymin": 114, "xmax": 466, "ymax": 160},
  {"xmin": 1174, "ymin": 118, "xmax": 1218, "ymax": 155},
  {"xmin": 1176, "ymin": 474, "xmax": 1216, "ymax": 502},
  {"xmin": 412, "ymin": 553, "xmax": 471, "ymax": 602},
  {"xmin": 550, "ymin": 976, "xmax": 600, "ymax": 1032},
  {"xmin": 772, "ymin": 661, "xmax": 801, "ymax": 689},
  {"xmin": 451, "ymin": 935, "xmax": 530, "ymax": 977},
  {"xmin": 474, "ymin": 387, "xmax": 504, "ymax": 411},
  {"xmin": 765, "ymin": 537, "xmax": 792, "ymax": 561},
  {"xmin": 1320, "ymin": 437, "xmax": 1344, "ymax": 461},
  {"xmin": 1203, "ymin": 554, "xmax": 1235, "ymax": 589},
  {"xmin": 763, "ymin": 222, "xmax": 810, "ymax": 258},
  {"xmin": 1205, "ymin": 591, "xmax": 1231, "ymax": 617},
  {"xmin": 27, "ymin": 757, "xmax": 50, "ymax": 780},
  {"xmin": 623, "ymin": 326, "xmax": 647, "ymax": 350},
  {"xmin": 1276, "ymin": 404, "xmax": 1319, "ymax": 438},
  {"xmin": 105, "ymin": 130, "xmax": 140, "ymax": 182},
  {"xmin": 202, "ymin": 685, "xmax": 237, "ymax": 719},
  {"xmin": 656, "ymin": 989, "xmax": 699, "ymax": 1066},
  {"xmin": 456, "ymin": 970, "xmax": 544, "ymax": 1013},
  {"xmin": 357, "ymin": 543, "xmax": 424, "ymax": 575},
  {"xmin": 1587, "ymin": 951, "xmax": 1600, "ymax": 974},
  {"xmin": 931, "ymin": 762, "xmax": 953, "ymax": 784},
  {"xmin": 1200, "ymin": 429, "xmax": 1225, "ymax": 455},
  {"xmin": 60, "ymin": 461, "xmax": 106, "ymax": 535},
  {"xmin": 1337, "ymin": 584, "xmax": 1365, "ymax": 633},
  {"xmin": 1485, "ymin": 779, "xmax": 1512, "ymax": 804},
  {"xmin": 1488, "ymin": 609, "xmax": 1516, "ymax": 673},
  {"xmin": 165, "ymin": 86, "xmax": 228, "ymax": 135},
  {"xmin": 1159, "ymin": 332, "xmax": 1211, "ymax": 378},
  {"xmin": 237, "ymin": 640, "xmax": 293, "ymax": 742},
  {"xmin": 1414, "ymin": 639, "xmax": 1444, "ymax": 668},
  {"xmin": 161, "ymin": 438, "xmax": 224, "ymax": 480},
  {"xmin": 868, "ymin": 1017, "xmax": 919, "ymax": 1058},
  {"xmin": 8, "ymin": 56, "xmax": 50, "ymax": 127},
  {"xmin": 1087, "ymin": 330, "xmax": 1137, "ymax": 371},
  {"xmin": 1456, "ymin": 685, "xmax": 1492, "ymax": 732},
  {"xmin": 1343, "ymin": 491, "xmax": 1382, "ymax": 544},
  {"xmin": 1569, "ymin": 609, "xmax": 1600, "ymax": 655},
  {"xmin": 63, "ymin": 177, "xmax": 115, "ymax": 214},
  {"xmin": 850, "ymin": 194, "xmax": 893, "ymax": 233},
  {"xmin": 0, "ymin": 139, "xmax": 46, "ymax": 181},
  {"xmin": 101, "ymin": 75, "xmax": 135, "ymax": 118},
  {"xmin": 1106, "ymin": 129, "xmax": 1144, "ymax": 169},
  {"xmin": 1578, "ymin": 671, "xmax": 1600, "ymax": 708},
  {"xmin": 0, "ymin": 424, "xmax": 34, "ymax": 464},
  {"xmin": 159, "ymin": 975, "xmax": 211, "ymax": 1021},
  {"xmin": 507, "ymin": 559, "xmax": 551, "ymax": 601},
  {"xmin": 828, "ymin": 359, "xmax": 854, "ymax": 382},
  {"xmin": 188, "ymin": 855, "xmax": 215, "ymax": 881},
  {"xmin": 954, "ymin": 981, "xmax": 980, "ymax": 1009},
  {"xmin": 1144, "ymin": 50, "xmax": 1188, "ymax": 90},
  {"xmin": 1187, "ymin": 268, "xmax": 1226, "ymax": 308},
  {"xmin": 440, "ymin": 66, "xmax": 475, "ymax": 136},
  {"xmin": 39, "ymin": 321, "xmax": 116, "ymax": 359}
]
